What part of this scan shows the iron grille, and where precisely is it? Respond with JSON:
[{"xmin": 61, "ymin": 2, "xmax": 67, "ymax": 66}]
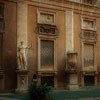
[
  {"xmin": 41, "ymin": 40, "xmax": 54, "ymax": 68},
  {"xmin": 84, "ymin": 44, "xmax": 94, "ymax": 67}
]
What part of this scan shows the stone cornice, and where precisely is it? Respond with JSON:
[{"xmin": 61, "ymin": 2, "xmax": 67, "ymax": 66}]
[{"xmin": 7, "ymin": 0, "xmax": 100, "ymax": 17}]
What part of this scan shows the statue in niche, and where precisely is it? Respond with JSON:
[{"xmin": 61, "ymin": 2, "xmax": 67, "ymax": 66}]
[{"xmin": 17, "ymin": 41, "xmax": 31, "ymax": 70}]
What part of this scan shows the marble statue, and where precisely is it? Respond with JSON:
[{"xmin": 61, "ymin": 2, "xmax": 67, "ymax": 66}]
[{"xmin": 17, "ymin": 41, "xmax": 31, "ymax": 70}]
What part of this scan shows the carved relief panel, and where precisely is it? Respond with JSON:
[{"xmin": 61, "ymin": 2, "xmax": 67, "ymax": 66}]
[
  {"xmin": 36, "ymin": 9, "xmax": 58, "ymax": 35},
  {"xmin": 37, "ymin": 9, "xmax": 56, "ymax": 25},
  {"xmin": 39, "ymin": 13, "xmax": 54, "ymax": 24},
  {"xmin": 81, "ymin": 17, "xmax": 96, "ymax": 31},
  {"xmin": 80, "ymin": 30, "xmax": 97, "ymax": 42}
]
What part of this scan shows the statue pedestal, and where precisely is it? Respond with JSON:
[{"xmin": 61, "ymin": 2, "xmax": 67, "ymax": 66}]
[
  {"xmin": 16, "ymin": 70, "xmax": 28, "ymax": 92},
  {"xmin": 67, "ymin": 70, "xmax": 79, "ymax": 90}
]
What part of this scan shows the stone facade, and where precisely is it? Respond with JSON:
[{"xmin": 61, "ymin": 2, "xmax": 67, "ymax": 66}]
[{"xmin": 0, "ymin": 0, "xmax": 100, "ymax": 92}]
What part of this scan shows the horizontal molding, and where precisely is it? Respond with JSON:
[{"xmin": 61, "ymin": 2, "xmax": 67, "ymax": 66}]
[{"xmin": 7, "ymin": 0, "xmax": 100, "ymax": 17}]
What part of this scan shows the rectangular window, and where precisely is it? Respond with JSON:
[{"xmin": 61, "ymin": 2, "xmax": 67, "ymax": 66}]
[
  {"xmin": 40, "ymin": 40, "xmax": 54, "ymax": 69},
  {"xmin": 84, "ymin": 44, "xmax": 94, "ymax": 67},
  {"xmin": 0, "ymin": 3, "xmax": 4, "ymax": 18}
]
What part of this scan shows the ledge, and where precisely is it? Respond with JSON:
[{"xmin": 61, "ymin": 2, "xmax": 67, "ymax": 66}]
[
  {"xmin": 16, "ymin": 70, "xmax": 29, "ymax": 74},
  {"xmin": 66, "ymin": 69, "xmax": 77, "ymax": 74},
  {"xmin": 80, "ymin": 70, "xmax": 98, "ymax": 76}
]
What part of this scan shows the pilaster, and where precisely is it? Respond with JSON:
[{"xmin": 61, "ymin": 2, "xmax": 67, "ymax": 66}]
[{"xmin": 66, "ymin": 10, "xmax": 74, "ymax": 52}]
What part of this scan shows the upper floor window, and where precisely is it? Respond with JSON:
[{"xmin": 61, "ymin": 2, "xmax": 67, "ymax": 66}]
[{"xmin": 81, "ymin": 17, "xmax": 96, "ymax": 31}]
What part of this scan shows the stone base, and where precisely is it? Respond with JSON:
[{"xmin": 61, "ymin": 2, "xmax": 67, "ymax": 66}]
[
  {"xmin": 69, "ymin": 84, "xmax": 79, "ymax": 90},
  {"xmin": 68, "ymin": 70, "xmax": 79, "ymax": 90},
  {"xmin": 16, "ymin": 88, "xmax": 28, "ymax": 93},
  {"xmin": 16, "ymin": 70, "xmax": 28, "ymax": 93}
]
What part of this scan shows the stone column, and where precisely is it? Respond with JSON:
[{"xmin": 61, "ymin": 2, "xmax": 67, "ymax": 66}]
[
  {"xmin": 68, "ymin": 71, "xmax": 79, "ymax": 90},
  {"xmin": 17, "ymin": 2, "xmax": 28, "ymax": 69},
  {"xmin": 66, "ymin": 10, "xmax": 74, "ymax": 52},
  {"xmin": 17, "ymin": 2, "xmax": 28, "ymax": 46},
  {"xmin": 16, "ymin": 2, "xmax": 28, "ymax": 92},
  {"xmin": 66, "ymin": 11, "xmax": 79, "ymax": 90}
]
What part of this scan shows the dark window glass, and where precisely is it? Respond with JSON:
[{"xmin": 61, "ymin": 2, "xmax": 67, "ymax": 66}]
[
  {"xmin": 41, "ymin": 76, "xmax": 54, "ymax": 86},
  {"xmin": 41, "ymin": 40, "xmax": 54, "ymax": 68},
  {"xmin": 84, "ymin": 76, "xmax": 95, "ymax": 86},
  {"xmin": 84, "ymin": 44, "xmax": 94, "ymax": 67}
]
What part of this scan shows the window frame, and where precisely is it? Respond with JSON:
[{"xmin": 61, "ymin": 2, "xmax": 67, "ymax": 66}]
[
  {"xmin": 82, "ymin": 42, "xmax": 97, "ymax": 71},
  {"xmin": 38, "ymin": 36, "xmax": 57, "ymax": 72}
]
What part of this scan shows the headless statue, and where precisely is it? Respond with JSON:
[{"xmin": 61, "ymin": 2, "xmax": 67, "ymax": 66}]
[{"xmin": 17, "ymin": 41, "xmax": 31, "ymax": 70}]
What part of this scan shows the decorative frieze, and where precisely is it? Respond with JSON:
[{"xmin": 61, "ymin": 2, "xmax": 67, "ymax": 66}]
[
  {"xmin": 35, "ymin": 24, "xmax": 58, "ymax": 35},
  {"xmin": 80, "ymin": 30, "xmax": 97, "ymax": 41}
]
